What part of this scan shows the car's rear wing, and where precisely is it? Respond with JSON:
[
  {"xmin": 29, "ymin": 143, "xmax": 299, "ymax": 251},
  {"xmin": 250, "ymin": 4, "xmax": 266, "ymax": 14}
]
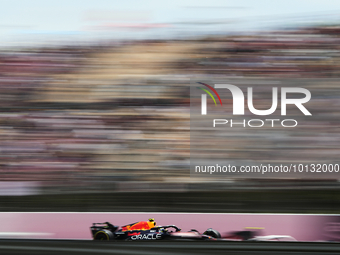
[{"xmin": 91, "ymin": 222, "xmax": 119, "ymax": 232}]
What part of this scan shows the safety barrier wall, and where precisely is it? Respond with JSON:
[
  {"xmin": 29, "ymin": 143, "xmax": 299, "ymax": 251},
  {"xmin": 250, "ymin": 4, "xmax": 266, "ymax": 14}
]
[{"xmin": 0, "ymin": 212, "xmax": 338, "ymax": 241}]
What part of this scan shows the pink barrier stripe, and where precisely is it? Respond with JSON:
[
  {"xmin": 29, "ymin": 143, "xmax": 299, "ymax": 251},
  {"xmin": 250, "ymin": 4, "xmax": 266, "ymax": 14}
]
[{"xmin": 0, "ymin": 212, "xmax": 336, "ymax": 241}]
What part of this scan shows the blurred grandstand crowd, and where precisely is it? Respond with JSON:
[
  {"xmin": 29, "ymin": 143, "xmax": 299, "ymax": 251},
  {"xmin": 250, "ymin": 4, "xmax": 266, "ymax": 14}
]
[{"xmin": 0, "ymin": 25, "xmax": 340, "ymax": 194}]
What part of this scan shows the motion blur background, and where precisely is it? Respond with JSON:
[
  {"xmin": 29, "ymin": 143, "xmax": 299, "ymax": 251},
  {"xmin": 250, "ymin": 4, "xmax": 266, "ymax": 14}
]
[{"xmin": 0, "ymin": 0, "xmax": 340, "ymax": 213}]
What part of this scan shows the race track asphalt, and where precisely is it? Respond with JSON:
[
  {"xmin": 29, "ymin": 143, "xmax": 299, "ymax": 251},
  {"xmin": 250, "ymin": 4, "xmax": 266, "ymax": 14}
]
[{"xmin": 1, "ymin": 240, "xmax": 340, "ymax": 255}]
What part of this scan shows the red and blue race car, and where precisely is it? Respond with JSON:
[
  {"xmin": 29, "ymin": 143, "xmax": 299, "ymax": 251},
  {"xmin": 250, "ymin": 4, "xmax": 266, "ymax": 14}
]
[
  {"xmin": 90, "ymin": 219, "xmax": 296, "ymax": 242},
  {"xmin": 90, "ymin": 219, "xmax": 221, "ymax": 241}
]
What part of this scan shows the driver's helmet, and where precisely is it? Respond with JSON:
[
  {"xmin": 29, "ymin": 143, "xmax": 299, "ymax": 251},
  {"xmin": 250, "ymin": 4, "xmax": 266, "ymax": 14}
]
[{"xmin": 148, "ymin": 218, "xmax": 156, "ymax": 227}]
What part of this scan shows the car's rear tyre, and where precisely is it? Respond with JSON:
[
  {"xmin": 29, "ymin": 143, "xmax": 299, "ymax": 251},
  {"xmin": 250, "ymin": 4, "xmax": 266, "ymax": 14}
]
[
  {"xmin": 203, "ymin": 228, "xmax": 221, "ymax": 238},
  {"xmin": 93, "ymin": 229, "xmax": 114, "ymax": 241}
]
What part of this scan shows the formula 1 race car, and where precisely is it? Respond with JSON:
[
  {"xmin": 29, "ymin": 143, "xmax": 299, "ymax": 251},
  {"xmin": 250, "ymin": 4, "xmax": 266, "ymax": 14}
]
[{"xmin": 90, "ymin": 221, "xmax": 221, "ymax": 241}]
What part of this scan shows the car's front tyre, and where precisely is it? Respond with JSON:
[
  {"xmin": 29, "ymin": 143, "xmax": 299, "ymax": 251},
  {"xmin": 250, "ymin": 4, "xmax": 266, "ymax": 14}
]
[{"xmin": 203, "ymin": 228, "xmax": 221, "ymax": 238}]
